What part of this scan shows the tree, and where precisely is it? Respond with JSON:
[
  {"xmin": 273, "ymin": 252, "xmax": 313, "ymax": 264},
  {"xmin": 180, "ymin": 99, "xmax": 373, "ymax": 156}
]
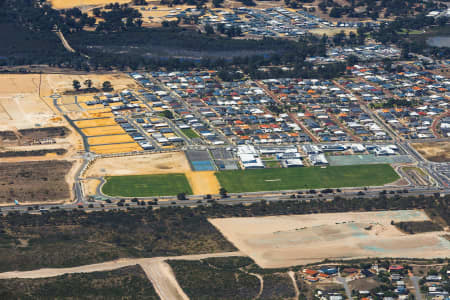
[
  {"xmin": 177, "ymin": 193, "xmax": 187, "ymax": 200},
  {"xmin": 160, "ymin": 110, "xmax": 174, "ymax": 119},
  {"xmin": 72, "ymin": 80, "xmax": 81, "ymax": 91},
  {"xmin": 212, "ymin": 0, "xmax": 223, "ymax": 7},
  {"xmin": 102, "ymin": 81, "xmax": 113, "ymax": 91},
  {"xmin": 219, "ymin": 188, "xmax": 228, "ymax": 198},
  {"xmin": 205, "ymin": 24, "xmax": 214, "ymax": 35},
  {"xmin": 84, "ymin": 79, "xmax": 92, "ymax": 89}
]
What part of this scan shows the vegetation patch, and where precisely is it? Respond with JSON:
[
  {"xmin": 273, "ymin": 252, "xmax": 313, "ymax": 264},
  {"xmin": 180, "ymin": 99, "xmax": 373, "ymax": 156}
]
[
  {"xmin": 0, "ymin": 265, "xmax": 159, "ymax": 299},
  {"xmin": 260, "ymin": 273, "xmax": 296, "ymax": 300},
  {"xmin": 215, "ymin": 164, "xmax": 399, "ymax": 193},
  {"xmin": 0, "ymin": 208, "xmax": 235, "ymax": 272},
  {"xmin": 394, "ymin": 221, "xmax": 443, "ymax": 234},
  {"xmin": 102, "ymin": 173, "xmax": 192, "ymax": 197},
  {"xmin": 0, "ymin": 149, "xmax": 67, "ymax": 158},
  {"xmin": 168, "ymin": 257, "xmax": 260, "ymax": 300},
  {"xmin": 0, "ymin": 160, "xmax": 72, "ymax": 204},
  {"xmin": 181, "ymin": 128, "xmax": 199, "ymax": 139}
]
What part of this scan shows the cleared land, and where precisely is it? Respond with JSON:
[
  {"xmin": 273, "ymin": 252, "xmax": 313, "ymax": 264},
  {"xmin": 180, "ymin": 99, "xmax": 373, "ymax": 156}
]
[
  {"xmin": 0, "ymin": 160, "xmax": 72, "ymax": 204},
  {"xmin": 0, "ymin": 74, "xmax": 60, "ymax": 130},
  {"xmin": 89, "ymin": 142, "xmax": 142, "ymax": 154},
  {"xmin": 413, "ymin": 141, "xmax": 450, "ymax": 162},
  {"xmin": 0, "ymin": 266, "xmax": 159, "ymax": 299},
  {"xmin": 102, "ymin": 173, "xmax": 193, "ymax": 197},
  {"xmin": 45, "ymin": 73, "xmax": 137, "ymax": 94},
  {"xmin": 215, "ymin": 164, "xmax": 399, "ymax": 193},
  {"xmin": 50, "ymin": 0, "xmax": 131, "ymax": 9},
  {"xmin": 86, "ymin": 152, "xmax": 191, "ymax": 177},
  {"xmin": 209, "ymin": 210, "xmax": 450, "ymax": 268}
]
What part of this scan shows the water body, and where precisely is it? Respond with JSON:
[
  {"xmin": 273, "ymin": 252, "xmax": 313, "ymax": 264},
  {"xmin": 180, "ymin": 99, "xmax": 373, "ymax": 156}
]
[{"xmin": 426, "ymin": 36, "xmax": 450, "ymax": 48}]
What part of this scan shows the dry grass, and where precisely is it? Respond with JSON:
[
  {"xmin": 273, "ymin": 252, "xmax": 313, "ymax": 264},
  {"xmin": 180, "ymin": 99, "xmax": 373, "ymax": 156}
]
[
  {"xmin": 90, "ymin": 142, "xmax": 143, "ymax": 154},
  {"xmin": 186, "ymin": 171, "xmax": 220, "ymax": 195},
  {"xmin": 50, "ymin": 0, "xmax": 131, "ymax": 9},
  {"xmin": 81, "ymin": 125, "xmax": 126, "ymax": 136},
  {"xmin": 412, "ymin": 141, "xmax": 450, "ymax": 162},
  {"xmin": 86, "ymin": 152, "xmax": 191, "ymax": 177},
  {"xmin": 75, "ymin": 118, "xmax": 117, "ymax": 128},
  {"xmin": 87, "ymin": 134, "xmax": 134, "ymax": 145}
]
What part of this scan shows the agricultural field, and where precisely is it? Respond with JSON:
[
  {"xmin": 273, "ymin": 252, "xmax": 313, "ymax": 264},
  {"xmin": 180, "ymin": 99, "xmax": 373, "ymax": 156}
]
[
  {"xmin": 412, "ymin": 141, "xmax": 450, "ymax": 162},
  {"xmin": 215, "ymin": 164, "xmax": 399, "ymax": 193},
  {"xmin": 102, "ymin": 173, "xmax": 192, "ymax": 197},
  {"xmin": 209, "ymin": 210, "xmax": 450, "ymax": 268},
  {"xmin": 49, "ymin": 0, "xmax": 131, "ymax": 9},
  {"xmin": 0, "ymin": 266, "xmax": 159, "ymax": 299},
  {"xmin": 0, "ymin": 160, "xmax": 72, "ymax": 204}
]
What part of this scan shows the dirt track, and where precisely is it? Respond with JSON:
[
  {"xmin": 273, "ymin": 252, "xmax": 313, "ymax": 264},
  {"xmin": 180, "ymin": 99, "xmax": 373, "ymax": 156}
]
[{"xmin": 0, "ymin": 251, "xmax": 243, "ymax": 300}]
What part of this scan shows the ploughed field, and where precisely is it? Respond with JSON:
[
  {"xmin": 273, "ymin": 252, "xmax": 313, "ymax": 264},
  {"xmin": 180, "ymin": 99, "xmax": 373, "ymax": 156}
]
[
  {"xmin": 102, "ymin": 173, "xmax": 192, "ymax": 197},
  {"xmin": 215, "ymin": 164, "xmax": 399, "ymax": 193}
]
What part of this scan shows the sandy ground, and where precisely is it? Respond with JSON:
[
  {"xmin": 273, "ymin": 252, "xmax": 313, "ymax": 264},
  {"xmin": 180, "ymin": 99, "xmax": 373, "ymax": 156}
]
[
  {"xmin": 309, "ymin": 27, "xmax": 357, "ymax": 35},
  {"xmin": 45, "ymin": 73, "xmax": 137, "ymax": 95},
  {"xmin": 0, "ymin": 74, "xmax": 59, "ymax": 130},
  {"xmin": 185, "ymin": 171, "xmax": 220, "ymax": 195},
  {"xmin": 85, "ymin": 152, "xmax": 221, "ymax": 195},
  {"xmin": 412, "ymin": 141, "xmax": 450, "ymax": 162},
  {"xmin": 140, "ymin": 260, "xmax": 189, "ymax": 300},
  {"xmin": 50, "ymin": 0, "xmax": 131, "ymax": 9},
  {"xmin": 86, "ymin": 152, "xmax": 191, "ymax": 177},
  {"xmin": 209, "ymin": 210, "xmax": 450, "ymax": 268},
  {"xmin": 82, "ymin": 178, "xmax": 102, "ymax": 196}
]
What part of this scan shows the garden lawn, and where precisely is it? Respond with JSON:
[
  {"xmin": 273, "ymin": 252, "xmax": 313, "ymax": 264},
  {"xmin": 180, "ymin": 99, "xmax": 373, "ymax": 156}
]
[
  {"xmin": 181, "ymin": 128, "xmax": 200, "ymax": 138},
  {"xmin": 102, "ymin": 173, "xmax": 192, "ymax": 197},
  {"xmin": 215, "ymin": 164, "xmax": 399, "ymax": 193}
]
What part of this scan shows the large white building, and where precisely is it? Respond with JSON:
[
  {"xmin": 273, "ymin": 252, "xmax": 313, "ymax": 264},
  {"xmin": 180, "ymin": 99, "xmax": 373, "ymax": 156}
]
[{"xmin": 237, "ymin": 145, "xmax": 264, "ymax": 169}]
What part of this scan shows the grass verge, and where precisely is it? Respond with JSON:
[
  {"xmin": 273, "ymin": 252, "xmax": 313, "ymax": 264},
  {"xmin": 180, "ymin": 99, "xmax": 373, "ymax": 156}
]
[{"xmin": 181, "ymin": 128, "xmax": 199, "ymax": 138}]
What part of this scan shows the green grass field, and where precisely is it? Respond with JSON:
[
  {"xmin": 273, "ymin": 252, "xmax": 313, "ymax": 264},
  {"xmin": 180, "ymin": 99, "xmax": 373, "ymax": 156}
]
[
  {"xmin": 102, "ymin": 173, "xmax": 192, "ymax": 197},
  {"xmin": 181, "ymin": 128, "xmax": 199, "ymax": 138},
  {"xmin": 215, "ymin": 164, "xmax": 399, "ymax": 193}
]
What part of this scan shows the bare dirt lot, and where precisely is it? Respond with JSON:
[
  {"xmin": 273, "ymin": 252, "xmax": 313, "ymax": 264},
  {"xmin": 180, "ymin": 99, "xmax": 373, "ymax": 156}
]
[
  {"xmin": 209, "ymin": 210, "xmax": 450, "ymax": 268},
  {"xmin": 412, "ymin": 141, "xmax": 450, "ymax": 162},
  {"xmin": 0, "ymin": 160, "xmax": 73, "ymax": 204},
  {"xmin": 45, "ymin": 73, "xmax": 137, "ymax": 94},
  {"xmin": 50, "ymin": 0, "xmax": 131, "ymax": 9},
  {"xmin": 0, "ymin": 74, "xmax": 58, "ymax": 130},
  {"xmin": 86, "ymin": 152, "xmax": 191, "ymax": 177}
]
